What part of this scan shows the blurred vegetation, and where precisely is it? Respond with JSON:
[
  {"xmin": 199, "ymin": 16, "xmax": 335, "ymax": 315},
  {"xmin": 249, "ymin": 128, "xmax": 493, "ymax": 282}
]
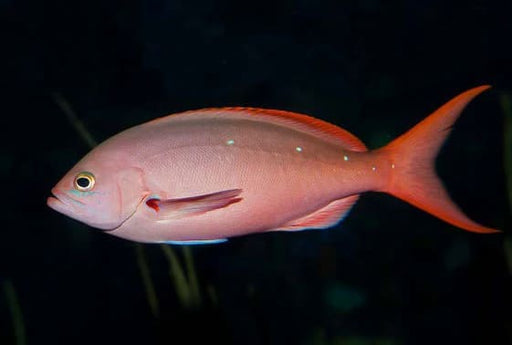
[
  {"xmin": 135, "ymin": 245, "xmax": 159, "ymax": 317},
  {"xmin": 501, "ymin": 94, "xmax": 512, "ymax": 214},
  {"xmin": 3, "ymin": 280, "xmax": 26, "ymax": 345},
  {"xmin": 500, "ymin": 93, "xmax": 512, "ymax": 277},
  {"xmin": 160, "ymin": 245, "xmax": 202, "ymax": 309},
  {"xmin": 324, "ymin": 282, "xmax": 365, "ymax": 313}
]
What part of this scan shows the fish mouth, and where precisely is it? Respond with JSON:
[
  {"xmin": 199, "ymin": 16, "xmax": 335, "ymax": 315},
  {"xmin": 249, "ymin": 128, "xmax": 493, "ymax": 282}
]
[{"xmin": 47, "ymin": 188, "xmax": 83, "ymax": 215}]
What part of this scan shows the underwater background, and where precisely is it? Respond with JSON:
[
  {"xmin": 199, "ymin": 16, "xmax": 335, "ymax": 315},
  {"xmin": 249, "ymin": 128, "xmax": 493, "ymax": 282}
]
[{"xmin": 1, "ymin": 0, "xmax": 511, "ymax": 344}]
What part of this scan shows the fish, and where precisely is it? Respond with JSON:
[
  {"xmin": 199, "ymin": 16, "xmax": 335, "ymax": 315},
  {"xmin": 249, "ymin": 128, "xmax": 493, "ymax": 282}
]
[{"xmin": 47, "ymin": 85, "xmax": 499, "ymax": 244}]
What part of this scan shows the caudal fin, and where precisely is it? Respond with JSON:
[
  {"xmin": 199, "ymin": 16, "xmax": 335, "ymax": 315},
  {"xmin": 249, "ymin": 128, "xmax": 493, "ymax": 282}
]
[{"xmin": 378, "ymin": 85, "xmax": 499, "ymax": 233}]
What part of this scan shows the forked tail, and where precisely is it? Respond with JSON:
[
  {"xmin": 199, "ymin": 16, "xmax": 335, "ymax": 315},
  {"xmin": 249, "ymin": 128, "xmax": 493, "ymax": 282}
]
[{"xmin": 377, "ymin": 85, "xmax": 499, "ymax": 233}]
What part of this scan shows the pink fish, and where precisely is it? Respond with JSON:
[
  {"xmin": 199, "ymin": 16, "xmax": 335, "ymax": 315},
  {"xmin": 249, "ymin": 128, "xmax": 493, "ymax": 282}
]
[{"xmin": 47, "ymin": 86, "xmax": 499, "ymax": 244}]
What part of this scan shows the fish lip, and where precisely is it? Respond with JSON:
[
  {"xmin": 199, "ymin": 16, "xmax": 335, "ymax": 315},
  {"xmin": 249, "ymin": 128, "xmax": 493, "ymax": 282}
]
[
  {"xmin": 51, "ymin": 188, "xmax": 85, "ymax": 205},
  {"xmin": 47, "ymin": 193, "xmax": 68, "ymax": 214},
  {"xmin": 46, "ymin": 195, "xmax": 61, "ymax": 209},
  {"xmin": 47, "ymin": 189, "xmax": 67, "ymax": 213},
  {"xmin": 47, "ymin": 188, "xmax": 84, "ymax": 214}
]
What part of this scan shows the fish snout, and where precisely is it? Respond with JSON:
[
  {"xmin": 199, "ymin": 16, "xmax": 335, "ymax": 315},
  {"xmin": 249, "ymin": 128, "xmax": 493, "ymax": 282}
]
[
  {"xmin": 47, "ymin": 187, "xmax": 82, "ymax": 215},
  {"xmin": 47, "ymin": 187, "xmax": 67, "ymax": 212}
]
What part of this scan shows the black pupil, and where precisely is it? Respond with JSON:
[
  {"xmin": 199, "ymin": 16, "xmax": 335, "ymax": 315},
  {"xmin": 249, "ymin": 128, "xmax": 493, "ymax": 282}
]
[{"xmin": 76, "ymin": 177, "xmax": 91, "ymax": 188}]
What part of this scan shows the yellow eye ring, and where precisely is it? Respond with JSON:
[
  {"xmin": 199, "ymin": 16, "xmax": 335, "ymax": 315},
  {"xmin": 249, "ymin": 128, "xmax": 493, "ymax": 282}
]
[{"xmin": 74, "ymin": 172, "xmax": 95, "ymax": 192}]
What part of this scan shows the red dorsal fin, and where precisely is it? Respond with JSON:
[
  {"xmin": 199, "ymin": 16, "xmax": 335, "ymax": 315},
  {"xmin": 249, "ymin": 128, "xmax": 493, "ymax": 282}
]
[
  {"xmin": 150, "ymin": 107, "xmax": 368, "ymax": 153},
  {"xmin": 221, "ymin": 107, "xmax": 367, "ymax": 152}
]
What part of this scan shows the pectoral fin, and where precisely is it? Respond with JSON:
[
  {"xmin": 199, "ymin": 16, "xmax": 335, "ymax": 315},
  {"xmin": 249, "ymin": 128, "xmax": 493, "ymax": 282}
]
[{"xmin": 146, "ymin": 189, "xmax": 242, "ymax": 219}]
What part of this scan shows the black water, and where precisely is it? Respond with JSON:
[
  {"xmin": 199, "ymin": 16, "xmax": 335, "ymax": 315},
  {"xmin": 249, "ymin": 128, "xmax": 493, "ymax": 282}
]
[{"xmin": 1, "ymin": 0, "xmax": 510, "ymax": 344}]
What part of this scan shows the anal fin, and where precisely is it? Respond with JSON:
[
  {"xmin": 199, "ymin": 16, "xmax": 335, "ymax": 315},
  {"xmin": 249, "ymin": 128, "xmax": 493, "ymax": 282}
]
[{"xmin": 273, "ymin": 194, "xmax": 359, "ymax": 231}]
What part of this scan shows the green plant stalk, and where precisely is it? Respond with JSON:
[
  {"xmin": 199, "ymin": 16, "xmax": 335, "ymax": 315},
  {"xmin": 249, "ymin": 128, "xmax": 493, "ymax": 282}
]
[
  {"xmin": 500, "ymin": 93, "xmax": 512, "ymax": 276},
  {"xmin": 183, "ymin": 246, "xmax": 201, "ymax": 307},
  {"xmin": 135, "ymin": 245, "xmax": 159, "ymax": 317},
  {"xmin": 3, "ymin": 280, "xmax": 26, "ymax": 345},
  {"xmin": 206, "ymin": 284, "xmax": 219, "ymax": 307},
  {"xmin": 500, "ymin": 93, "xmax": 512, "ymax": 214},
  {"xmin": 52, "ymin": 93, "xmax": 98, "ymax": 147},
  {"xmin": 160, "ymin": 245, "xmax": 192, "ymax": 308}
]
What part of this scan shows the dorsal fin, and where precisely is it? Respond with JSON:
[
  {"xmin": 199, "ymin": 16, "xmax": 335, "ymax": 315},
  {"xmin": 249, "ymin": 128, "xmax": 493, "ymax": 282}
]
[
  {"xmin": 150, "ymin": 107, "xmax": 368, "ymax": 152},
  {"xmin": 226, "ymin": 107, "xmax": 367, "ymax": 152}
]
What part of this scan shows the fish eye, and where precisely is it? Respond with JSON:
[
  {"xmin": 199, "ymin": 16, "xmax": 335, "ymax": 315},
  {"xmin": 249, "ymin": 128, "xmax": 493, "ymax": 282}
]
[{"xmin": 74, "ymin": 172, "xmax": 95, "ymax": 192}]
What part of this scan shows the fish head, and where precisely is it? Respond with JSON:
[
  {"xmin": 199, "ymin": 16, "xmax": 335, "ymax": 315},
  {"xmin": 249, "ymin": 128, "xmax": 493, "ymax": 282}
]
[{"xmin": 47, "ymin": 155, "xmax": 146, "ymax": 230}]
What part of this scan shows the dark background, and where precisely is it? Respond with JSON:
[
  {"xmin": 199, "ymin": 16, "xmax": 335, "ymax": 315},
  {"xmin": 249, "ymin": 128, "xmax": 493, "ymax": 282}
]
[{"xmin": 1, "ymin": 0, "xmax": 511, "ymax": 344}]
